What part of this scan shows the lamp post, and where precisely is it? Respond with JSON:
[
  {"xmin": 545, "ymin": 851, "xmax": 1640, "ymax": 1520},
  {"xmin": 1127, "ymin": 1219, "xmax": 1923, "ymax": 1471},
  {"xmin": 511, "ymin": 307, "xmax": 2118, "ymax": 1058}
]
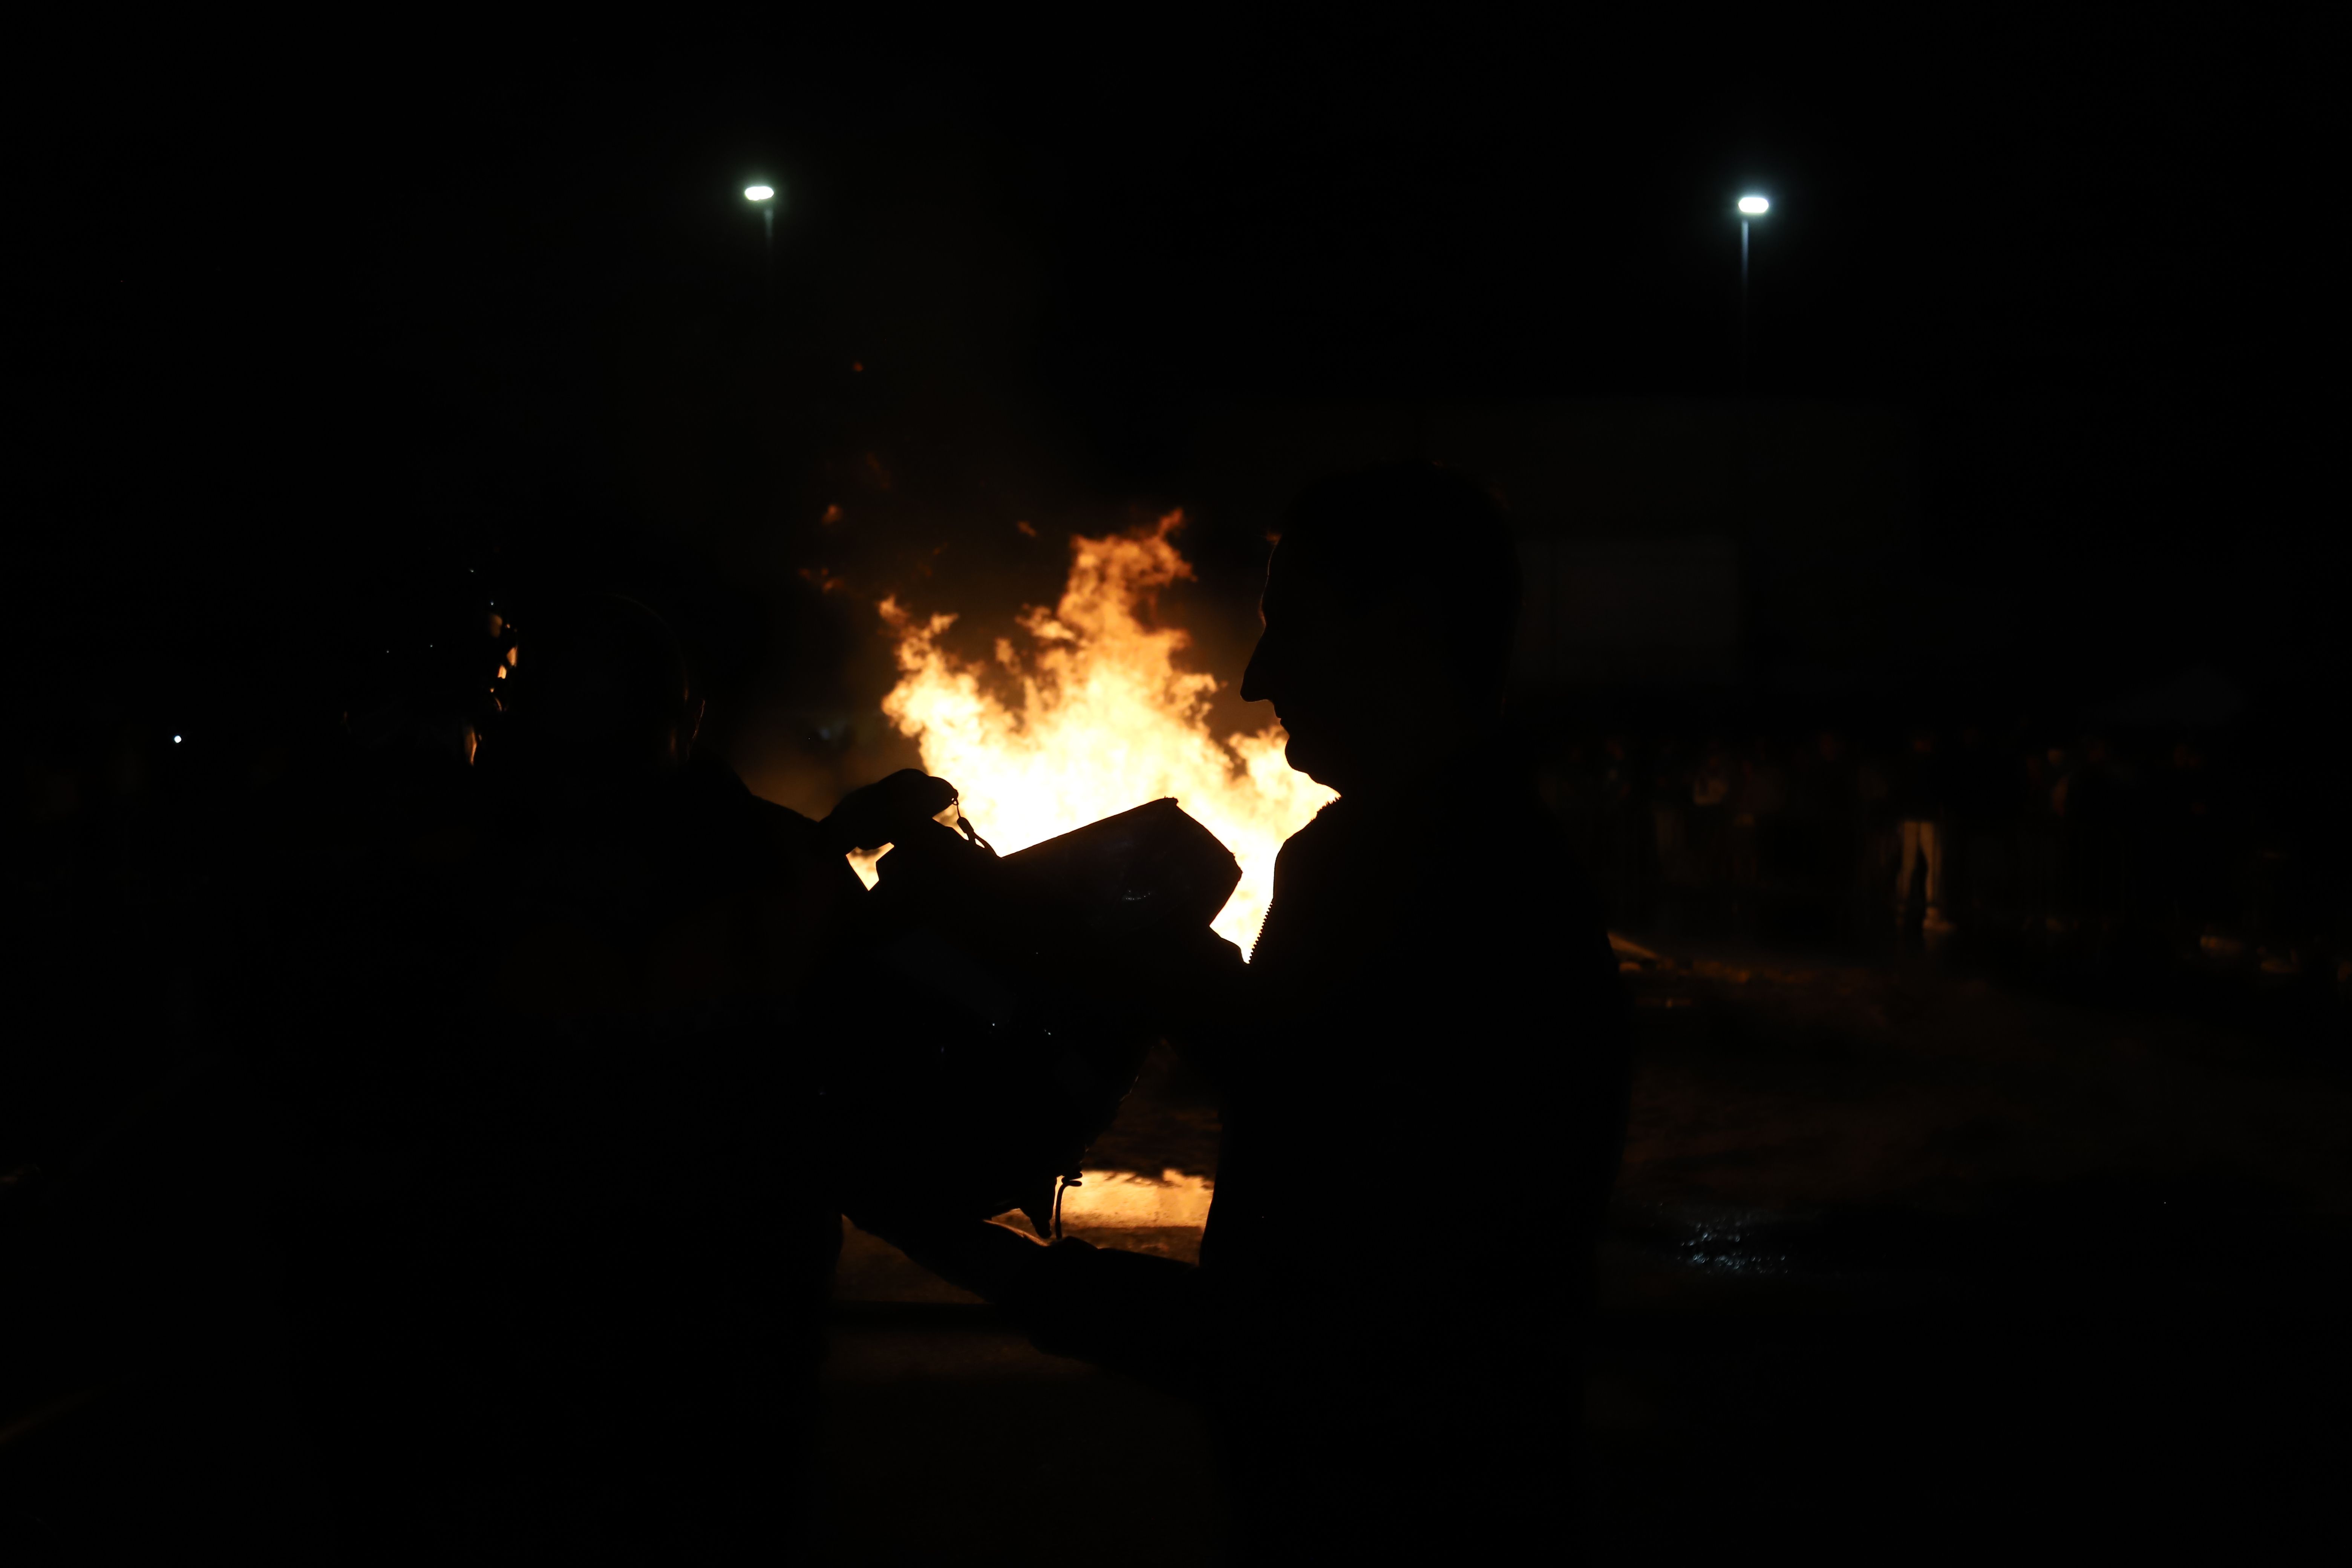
[
  {"xmin": 744, "ymin": 183, "xmax": 778, "ymax": 271},
  {"xmin": 1736, "ymin": 194, "xmax": 1769, "ymax": 395}
]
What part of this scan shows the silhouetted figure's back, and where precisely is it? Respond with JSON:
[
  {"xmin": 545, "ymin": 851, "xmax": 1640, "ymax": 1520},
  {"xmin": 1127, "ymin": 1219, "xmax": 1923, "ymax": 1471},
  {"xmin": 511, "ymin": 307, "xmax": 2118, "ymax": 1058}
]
[
  {"xmin": 467, "ymin": 596, "xmax": 865, "ymax": 1557},
  {"xmin": 287, "ymin": 594, "xmax": 864, "ymax": 1558}
]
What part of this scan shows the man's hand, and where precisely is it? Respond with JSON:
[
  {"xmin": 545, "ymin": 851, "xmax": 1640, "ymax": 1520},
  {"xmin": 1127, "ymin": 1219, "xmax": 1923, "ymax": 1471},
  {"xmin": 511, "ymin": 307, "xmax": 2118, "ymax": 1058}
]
[{"xmin": 824, "ymin": 769, "xmax": 961, "ymax": 854}]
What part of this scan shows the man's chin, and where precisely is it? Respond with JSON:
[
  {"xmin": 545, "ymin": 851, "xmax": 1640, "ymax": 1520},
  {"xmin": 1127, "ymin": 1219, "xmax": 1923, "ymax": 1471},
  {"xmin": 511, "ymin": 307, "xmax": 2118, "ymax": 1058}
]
[{"xmin": 1282, "ymin": 732, "xmax": 1348, "ymax": 793}]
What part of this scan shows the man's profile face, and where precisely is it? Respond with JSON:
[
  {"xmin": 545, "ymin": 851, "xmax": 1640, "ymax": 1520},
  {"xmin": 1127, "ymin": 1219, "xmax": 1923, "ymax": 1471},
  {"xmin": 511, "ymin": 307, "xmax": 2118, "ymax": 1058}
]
[{"xmin": 1239, "ymin": 541, "xmax": 1446, "ymax": 794}]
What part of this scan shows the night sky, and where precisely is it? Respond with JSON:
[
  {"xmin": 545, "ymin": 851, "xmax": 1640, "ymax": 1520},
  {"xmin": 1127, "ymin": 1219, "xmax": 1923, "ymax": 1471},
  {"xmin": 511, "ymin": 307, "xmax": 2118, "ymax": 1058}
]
[{"xmin": 17, "ymin": 19, "xmax": 2341, "ymax": 796}]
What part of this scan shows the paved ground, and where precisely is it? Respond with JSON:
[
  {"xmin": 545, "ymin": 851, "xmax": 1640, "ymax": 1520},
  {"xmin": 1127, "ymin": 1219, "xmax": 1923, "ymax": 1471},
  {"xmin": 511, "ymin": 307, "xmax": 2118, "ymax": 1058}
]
[{"xmin": 813, "ymin": 938, "xmax": 2352, "ymax": 1563}]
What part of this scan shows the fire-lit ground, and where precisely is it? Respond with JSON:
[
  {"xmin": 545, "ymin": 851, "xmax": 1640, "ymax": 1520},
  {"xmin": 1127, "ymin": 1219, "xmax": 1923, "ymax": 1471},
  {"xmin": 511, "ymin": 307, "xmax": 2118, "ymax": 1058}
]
[{"xmin": 813, "ymin": 940, "xmax": 2351, "ymax": 1564}]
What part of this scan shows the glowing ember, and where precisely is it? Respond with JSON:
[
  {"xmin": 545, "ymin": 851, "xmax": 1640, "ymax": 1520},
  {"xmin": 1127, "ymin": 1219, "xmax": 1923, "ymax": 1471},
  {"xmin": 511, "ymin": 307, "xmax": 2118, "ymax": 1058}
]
[{"xmin": 867, "ymin": 510, "xmax": 1334, "ymax": 955}]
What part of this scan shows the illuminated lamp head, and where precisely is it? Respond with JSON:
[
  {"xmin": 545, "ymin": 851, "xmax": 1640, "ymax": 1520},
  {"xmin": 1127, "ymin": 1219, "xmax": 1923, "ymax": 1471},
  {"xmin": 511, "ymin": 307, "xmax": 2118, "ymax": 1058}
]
[
  {"xmin": 503, "ymin": 593, "xmax": 701, "ymax": 776},
  {"xmin": 1241, "ymin": 460, "xmax": 1519, "ymax": 796}
]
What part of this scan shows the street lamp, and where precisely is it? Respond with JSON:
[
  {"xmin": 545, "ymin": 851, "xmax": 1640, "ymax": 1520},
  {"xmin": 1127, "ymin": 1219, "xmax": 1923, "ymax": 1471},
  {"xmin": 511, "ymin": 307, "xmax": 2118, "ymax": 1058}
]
[
  {"xmin": 745, "ymin": 183, "xmax": 779, "ymax": 268},
  {"xmin": 1736, "ymin": 194, "xmax": 1769, "ymax": 395}
]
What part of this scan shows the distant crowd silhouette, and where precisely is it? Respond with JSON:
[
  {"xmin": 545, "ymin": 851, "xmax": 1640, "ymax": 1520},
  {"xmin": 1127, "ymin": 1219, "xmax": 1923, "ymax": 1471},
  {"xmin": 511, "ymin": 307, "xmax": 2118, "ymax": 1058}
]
[{"xmin": 1542, "ymin": 720, "xmax": 2347, "ymax": 1010}]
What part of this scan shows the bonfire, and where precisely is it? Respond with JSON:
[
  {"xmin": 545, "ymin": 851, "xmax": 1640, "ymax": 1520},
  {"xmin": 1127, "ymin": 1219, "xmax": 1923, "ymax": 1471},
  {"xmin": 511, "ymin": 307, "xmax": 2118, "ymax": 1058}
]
[{"xmin": 865, "ymin": 511, "xmax": 1334, "ymax": 956}]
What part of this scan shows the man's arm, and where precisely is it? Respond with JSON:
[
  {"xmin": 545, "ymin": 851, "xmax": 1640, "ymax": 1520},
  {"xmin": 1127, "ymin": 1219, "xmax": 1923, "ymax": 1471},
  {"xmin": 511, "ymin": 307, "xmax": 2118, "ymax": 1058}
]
[
  {"xmin": 843, "ymin": 853, "xmax": 1242, "ymax": 1392},
  {"xmin": 1120, "ymin": 923, "xmax": 1248, "ymax": 1083}
]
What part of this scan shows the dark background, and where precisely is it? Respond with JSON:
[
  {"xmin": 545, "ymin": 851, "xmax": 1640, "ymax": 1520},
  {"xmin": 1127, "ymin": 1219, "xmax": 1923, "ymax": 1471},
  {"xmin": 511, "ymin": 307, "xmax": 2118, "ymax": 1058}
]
[
  {"xmin": 14, "ymin": 17, "xmax": 2341, "ymax": 811},
  {"xmin": 7, "ymin": 24, "xmax": 2347, "ymax": 1559}
]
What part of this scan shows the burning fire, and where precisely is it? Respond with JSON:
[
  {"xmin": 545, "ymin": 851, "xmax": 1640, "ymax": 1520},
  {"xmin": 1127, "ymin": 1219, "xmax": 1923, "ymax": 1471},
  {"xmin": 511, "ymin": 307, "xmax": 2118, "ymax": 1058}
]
[{"xmin": 867, "ymin": 511, "xmax": 1334, "ymax": 955}]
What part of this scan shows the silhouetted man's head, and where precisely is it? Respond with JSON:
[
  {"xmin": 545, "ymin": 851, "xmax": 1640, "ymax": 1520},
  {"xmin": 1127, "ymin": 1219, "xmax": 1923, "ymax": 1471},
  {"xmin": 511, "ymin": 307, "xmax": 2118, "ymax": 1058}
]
[
  {"xmin": 505, "ymin": 594, "xmax": 701, "ymax": 778},
  {"xmin": 1240, "ymin": 461, "xmax": 1518, "ymax": 795}
]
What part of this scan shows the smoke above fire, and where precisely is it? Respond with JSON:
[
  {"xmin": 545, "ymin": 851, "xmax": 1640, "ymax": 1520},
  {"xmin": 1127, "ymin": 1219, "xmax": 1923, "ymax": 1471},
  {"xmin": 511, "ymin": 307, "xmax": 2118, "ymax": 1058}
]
[{"xmin": 869, "ymin": 511, "xmax": 1334, "ymax": 955}]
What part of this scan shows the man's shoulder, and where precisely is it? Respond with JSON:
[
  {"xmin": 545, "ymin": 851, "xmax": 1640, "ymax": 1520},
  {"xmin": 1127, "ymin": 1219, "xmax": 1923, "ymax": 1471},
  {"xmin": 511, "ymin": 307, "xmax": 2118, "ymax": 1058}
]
[{"xmin": 1341, "ymin": 792, "xmax": 1607, "ymax": 940}]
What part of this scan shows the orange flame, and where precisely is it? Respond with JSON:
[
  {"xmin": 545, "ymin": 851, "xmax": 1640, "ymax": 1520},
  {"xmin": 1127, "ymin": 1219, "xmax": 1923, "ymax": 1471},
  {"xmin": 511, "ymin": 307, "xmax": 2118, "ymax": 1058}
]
[{"xmin": 871, "ymin": 511, "xmax": 1334, "ymax": 955}]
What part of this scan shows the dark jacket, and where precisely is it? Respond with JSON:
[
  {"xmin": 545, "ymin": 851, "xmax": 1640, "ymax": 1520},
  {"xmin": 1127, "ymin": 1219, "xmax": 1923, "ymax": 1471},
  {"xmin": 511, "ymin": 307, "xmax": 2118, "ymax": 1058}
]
[{"xmin": 1001, "ymin": 777, "xmax": 1631, "ymax": 1562}]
